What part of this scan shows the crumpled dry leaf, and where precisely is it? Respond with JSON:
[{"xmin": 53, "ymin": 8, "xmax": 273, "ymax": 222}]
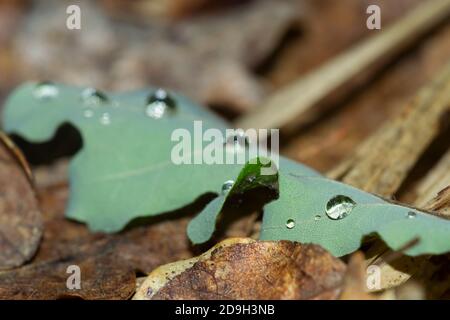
[
  {"xmin": 134, "ymin": 238, "xmax": 346, "ymax": 300},
  {"xmin": 34, "ymin": 171, "xmax": 259, "ymax": 271},
  {"xmin": 0, "ymin": 132, "xmax": 42, "ymax": 270},
  {"xmin": 0, "ymin": 174, "xmax": 263, "ymax": 299},
  {"xmin": 14, "ymin": 0, "xmax": 300, "ymax": 113},
  {"xmin": 339, "ymin": 252, "xmax": 378, "ymax": 300},
  {"xmin": 34, "ymin": 181, "xmax": 195, "ymax": 273},
  {"xmin": 0, "ymin": 239, "xmax": 135, "ymax": 299}
]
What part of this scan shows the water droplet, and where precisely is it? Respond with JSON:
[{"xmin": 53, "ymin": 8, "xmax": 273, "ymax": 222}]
[
  {"xmin": 99, "ymin": 112, "xmax": 111, "ymax": 125},
  {"xmin": 81, "ymin": 88, "xmax": 108, "ymax": 106},
  {"xmin": 146, "ymin": 89, "xmax": 176, "ymax": 119},
  {"xmin": 326, "ymin": 195, "xmax": 356, "ymax": 220},
  {"xmin": 221, "ymin": 180, "xmax": 234, "ymax": 195},
  {"xmin": 33, "ymin": 81, "xmax": 59, "ymax": 100},
  {"xmin": 285, "ymin": 219, "xmax": 295, "ymax": 229},
  {"xmin": 314, "ymin": 215, "xmax": 322, "ymax": 221},
  {"xmin": 406, "ymin": 211, "xmax": 416, "ymax": 219},
  {"xmin": 83, "ymin": 109, "xmax": 94, "ymax": 118}
]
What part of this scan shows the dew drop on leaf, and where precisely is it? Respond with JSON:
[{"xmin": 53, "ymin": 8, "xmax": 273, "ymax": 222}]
[
  {"xmin": 99, "ymin": 112, "xmax": 111, "ymax": 125},
  {"xmin": 81, "ymin": 88, "xmax": 108, "ymax": 106},
  {"xmin": 325, "ymin": 195, "xmax": 356, "ymax": 220},
  {"xmin": 83, "ymin": 109, "xmax": 94, "ymax": 118},
  {"xmin": 33, "ymin": 81, "xmax": 59, "ymax": 100},
  {"xmin": 285, "ymin": 219, "xmax": 295, "ymax": 229},
  {"xmin": 221, "ymin": 180, "xmax": 234, "ymax": 195},
  {"xmin": 406, "ymin": 211, "xmax": 417, "ymax": 219},
  {"xmin": 146, "ymin": 89, "xmax": 176, "ymax": 119},
  {"xmin": 314, "ymin": 215, "xmax": 322, "ymax": 221}
]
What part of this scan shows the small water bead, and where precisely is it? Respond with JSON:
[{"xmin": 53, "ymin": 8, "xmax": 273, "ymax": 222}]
[
  {"xmin": 100, "ymin": 112, "xmax": 111, "ymax": 125},
  {"xmin": 325, "ymin": 195, "xmax": 356, "ymax": 220},
  {"xmin": 146, "ymin": 89, "xmax": 176, "ymax": 119},
  {"xmin": 83, "ymin": 109, "xmax": 94, "ymax": 118},
  {"xmin": 33, "ymin": 81, "xmax": 59, "ymax": 100},
  {"xmin": 314, "ymin": 215, "xmax": 322, "ymax": 221},
  {"xmin": 285, "ymin": 219, "xmax": 295, "ymax": 229},
  {"xmin": 406, "ymin": 211, "xmax": 417, "ymax": 219},
  {"xmin": 81, "ymin": 88, "xmax": 108, "ymax": 106},
  {"xmin": 221, "ymin": 180, "xmax": 234, "ymax": 195}
]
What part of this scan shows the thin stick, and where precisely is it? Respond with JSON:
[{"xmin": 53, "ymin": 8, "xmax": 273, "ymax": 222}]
[
  {"xmin": 235, "ymin": 0, "xmax": 450, "ymax": 131},
  {"xmin": 414, "ymin": 150, "xmax": 450, "ymax": 211},
  {"xmin": 327, "ymin": 60, "xmax": 450, "ymax": 196}
]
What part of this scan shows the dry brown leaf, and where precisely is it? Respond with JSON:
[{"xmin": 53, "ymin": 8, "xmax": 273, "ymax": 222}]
[
  {"xmin": 134, "ymin": 238, "xmax": 346, "ymax": 300},
  {"xmin": 0, "ymin": 132, "xmax": 42, "ymax": 270},
  {"xmin": 31, "ymin": 154, "xmax": 262, "ymax": 269},
  {"xmin": 339, "ymin": 252, "xmax": 378, "ymax": 300},
  {"xmin": 35, "ymin": 181, "xmax": 195, "ymax": 273},
  {"xmin": 0, "ymin": 239, "xmax": 135, "ymax": 300}
]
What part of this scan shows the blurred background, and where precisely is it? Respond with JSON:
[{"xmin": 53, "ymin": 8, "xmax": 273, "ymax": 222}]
[{"xmin": 0, "ymin": 0, "xmax": 449, "ymax": 177}]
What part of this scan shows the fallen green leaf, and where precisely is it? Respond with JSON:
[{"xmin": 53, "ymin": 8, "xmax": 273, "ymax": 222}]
[
  {"xmin": 191, "ymin": 160, "xmax": 450, "ymax": 256},
  {"xmin": 2, "ymin": 82, "xmax": 316, "ymax": 232},
  {"xmin": 261, "ymin": 173, "xmax": 450, "ymax": 256}
]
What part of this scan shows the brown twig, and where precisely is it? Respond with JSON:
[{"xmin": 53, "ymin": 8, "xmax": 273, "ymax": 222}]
[
  {"xmin": 235, "ymin": 0, "xmax": 450, "ymax": 132},
  {"xmin": 327, "ymin": 60, "xmax": 450, "ymax": 196}
]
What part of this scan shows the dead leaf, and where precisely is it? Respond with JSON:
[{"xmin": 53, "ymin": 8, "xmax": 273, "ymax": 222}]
[
  {"xmin": 0, "ymin": 132, "xmax": 42, "ymax": 270},
  {"xmin": 33, "ymin": 165, "xmax": 261, "ymax": 272},
  {"xmin": 134, "ymin": 238, "xmax": 346, "ymax": 300},
  {"xmin": 339, "ymin": 252, "xmax": 377, "ymax": 300},
  {"xmin": 35, "ymin": 181, "xmax": 195, "ymax": 273},
  {"xmin": 0, "ymin": 239, "xmax": 135, "ymax": 299}
]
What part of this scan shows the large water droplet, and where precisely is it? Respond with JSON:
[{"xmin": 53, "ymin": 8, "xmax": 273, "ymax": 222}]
[
  {"xmin": 325, "ymin": 195, "xmax": 356, "ymax": 220},
  {"xmin": 221, "ymin": 180, "xmax": 234, "ymax": 195},
  {"xmin": 33, "ymin": 81, "xmax": 59, "ymax": 100},
  {"xmin": 146, "ymin": 89, "xmax": 176, "ymax": 119},
  {"xmin": 285, "ymin": 219, "xmax": 295, "ymax": 229},
  {"xmin": 81, "ymin": 88, "xmax": 108, "ymax": 106},
  {"xmin": 100, "ymin": 112, "xmax": 111, "ymax": 125},
  {"xmin": 406, "ymin": 211, "xmax": 416, "ymax": 219}
]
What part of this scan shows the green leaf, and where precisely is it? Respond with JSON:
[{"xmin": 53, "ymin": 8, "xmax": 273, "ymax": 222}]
[
  {"xmin": 2, "ymin": 82, "xmax": 318, "ymax": 233},
  {"xmin": 187, "ymin": 158, "xmax": 277, "ymax": 244},
  {"xmin": 260, "ymin": 173, "xmax": 450, "ymax": 257},
  {"xmin": 187, "ymin": 157, "xmax": 320, "ymax": 244}
]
